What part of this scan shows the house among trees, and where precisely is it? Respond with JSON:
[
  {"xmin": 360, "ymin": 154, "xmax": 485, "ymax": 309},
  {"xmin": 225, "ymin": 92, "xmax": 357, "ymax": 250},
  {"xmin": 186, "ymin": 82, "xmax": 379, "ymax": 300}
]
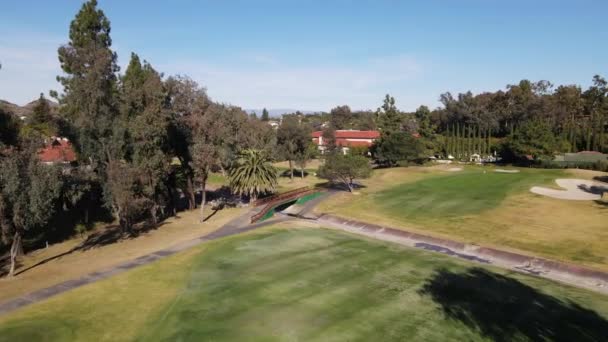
[
  {"xmin": 312, "ymin": 130, "xmax": 380, "ymax": 154},
  {"xmin": 38, "ymin": 137, "xmax": 77, "ymax": 165},
  {"xmin": 267, "ymin": 120, "xmax": 280, "ymax": 129}
]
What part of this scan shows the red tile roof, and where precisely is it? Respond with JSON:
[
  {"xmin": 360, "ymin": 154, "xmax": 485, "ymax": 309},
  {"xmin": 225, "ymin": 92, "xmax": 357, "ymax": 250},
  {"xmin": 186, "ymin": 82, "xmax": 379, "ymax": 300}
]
[
  {"xmin": 38, "ymin": 138, "xmax": 76, "ymax": 164},
  {"xmin": 311, "ymin": 130, "xmax": 380, "ymax": 139}
]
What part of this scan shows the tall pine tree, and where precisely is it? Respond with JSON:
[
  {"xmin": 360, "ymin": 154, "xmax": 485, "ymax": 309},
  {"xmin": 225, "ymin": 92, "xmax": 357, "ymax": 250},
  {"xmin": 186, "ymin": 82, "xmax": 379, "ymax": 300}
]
[{"xmin": 56, "ymin": 0, "xmax": 119, "ymax": 166}]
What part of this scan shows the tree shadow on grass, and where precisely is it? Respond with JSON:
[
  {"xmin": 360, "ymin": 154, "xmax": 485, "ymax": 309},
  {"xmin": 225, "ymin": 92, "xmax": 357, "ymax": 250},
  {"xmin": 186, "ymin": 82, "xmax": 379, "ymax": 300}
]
[
  {"xmin": 419, "ymin": 268, "xmax": 608, "ymax": 342},
  {"xmin": 593, "ymin": 176, "xmax": 608, "ymax": 184},
  {"xmin": 13, "ymin": 221, "xmax": 169, "ymax": 276}
]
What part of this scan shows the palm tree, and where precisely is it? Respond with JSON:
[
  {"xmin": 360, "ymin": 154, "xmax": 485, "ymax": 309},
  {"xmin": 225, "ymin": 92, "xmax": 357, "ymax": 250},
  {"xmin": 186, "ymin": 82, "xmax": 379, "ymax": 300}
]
[{"xmin": 228, "ymin": 149, "xmax": 278, "ymax": 203}]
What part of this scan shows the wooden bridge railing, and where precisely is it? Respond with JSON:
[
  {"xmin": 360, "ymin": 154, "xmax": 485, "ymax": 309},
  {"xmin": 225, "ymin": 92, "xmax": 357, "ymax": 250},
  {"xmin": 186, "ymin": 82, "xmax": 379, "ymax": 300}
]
[
  {"xmin": 251, "ymin": 187, "xmax": 317, "ymax": 223},
  {"xmin": 253, "ymin": 186, "xmax": 314, "ymax": 207}
]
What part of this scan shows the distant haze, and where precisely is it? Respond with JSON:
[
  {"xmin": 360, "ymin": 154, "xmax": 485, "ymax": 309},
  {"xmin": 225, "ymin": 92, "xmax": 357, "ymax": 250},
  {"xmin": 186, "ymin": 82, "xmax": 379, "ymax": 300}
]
[{"xmin": 245, "ymin": 109, "xmax": 319, "ymax": 118}]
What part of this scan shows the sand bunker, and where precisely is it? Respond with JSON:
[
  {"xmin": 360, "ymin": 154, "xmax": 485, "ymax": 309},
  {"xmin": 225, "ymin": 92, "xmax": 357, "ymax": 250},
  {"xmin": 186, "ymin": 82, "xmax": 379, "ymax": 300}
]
[
  {"xmin": 530, "ymin": 179, "xmax": 608, "ymax": 200},
  {"xmin": 495, "ymin": 169, "xmax": 520, "ymax": 173},
  {"xmin": 445, "ymin": 167, "xmax": 463, "ymax": 172}
]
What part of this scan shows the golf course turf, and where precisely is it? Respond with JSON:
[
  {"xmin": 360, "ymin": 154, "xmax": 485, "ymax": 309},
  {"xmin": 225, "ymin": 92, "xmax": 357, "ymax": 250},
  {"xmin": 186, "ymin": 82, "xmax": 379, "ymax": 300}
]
[
  {"xmin": 0, "ymin": 228, "xmax": 606, "ymax": 341},
  {"xmin": 318, "ymin": 167, "xmax": 608, "ymax": 270}
]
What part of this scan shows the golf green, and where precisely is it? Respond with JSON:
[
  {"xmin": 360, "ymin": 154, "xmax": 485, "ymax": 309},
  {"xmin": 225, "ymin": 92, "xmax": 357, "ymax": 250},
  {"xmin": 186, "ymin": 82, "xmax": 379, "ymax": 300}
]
[
  {"xmin": 0, "ymin": 228, "xmax": 606, "ymax": 341},
  {"xmin": 373, "ymin": 168, "xmax": 561, "ymax": 218}
]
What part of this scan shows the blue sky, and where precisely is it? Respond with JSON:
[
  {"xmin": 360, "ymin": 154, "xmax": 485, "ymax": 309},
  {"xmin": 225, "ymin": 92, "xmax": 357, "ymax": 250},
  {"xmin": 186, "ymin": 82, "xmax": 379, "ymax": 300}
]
[{"xmin": 1, "ymin": 0, "xmax": 607, "ymax": 111}]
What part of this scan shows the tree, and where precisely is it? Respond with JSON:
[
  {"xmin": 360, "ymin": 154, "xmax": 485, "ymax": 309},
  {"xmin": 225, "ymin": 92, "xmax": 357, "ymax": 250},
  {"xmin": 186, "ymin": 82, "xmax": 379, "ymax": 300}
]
[
  {"xmin": 321, "ymin": 126, "xmax": 337, "ymax": 155},
  {"xmin": 104, "ymin": 160, "xmax": 150, "ymax": 233},
  {"xmin": 56, "ymin": 0, "xmax": 119, "ymax": 167},
  {"xmin": 329, "ymin": 105, "xmax": 352, "ymax": 130},
  {"xmin": 317, "ymin": 153, "xmax": 372, "ymax": 192},
  {"xmin": 0, "ymin": 108, "xmax": 20, "ymax": 148},
  {"xmin": 0, "ymin": 147, "xmax": 63, "ymax": 276},
  {"xmin": 31, "ymin": 93, "xmax": 52, "ymax": 125},
  {"xmin": 504, "ymin": 120, "xmax": 558, "ymax": 161},
  {"xmin": 165, "ymin": 75, "xmax": 210, "ymax": 210},
  {"xmin": 276, "ymin": 115, "xmax": 311, "ymax": 180},
  {"xmin": 375, "ymin": 94, "xmax": 401, "ymax": 135},
  {"xmin": 228, "ymin": 149, "xmax": 278, "ymax": 203},
  {"xmin": 261, "ymin": 108, "xmax": 270, "ymax": 121},
  {"xmin": 372, "ymin": 132, "xmax": 425, "ymax": 167},
  {"xmin": 122, "ymin": 56, "xmax": 171, "ymax": 224},
  {"xmin": 189, "ymin": 104, "xmax": 225, "ymax": 222},
  {"xmin": 414, "ymin": 105, "xmax": 439, "ymax": 154},
  {"xmin": 295, "ymin": 143, "xmax": 317, "ymax": 179},
  {"xmin": 24, "ymin": 93, "xmax": 57, "ymax": 139}
]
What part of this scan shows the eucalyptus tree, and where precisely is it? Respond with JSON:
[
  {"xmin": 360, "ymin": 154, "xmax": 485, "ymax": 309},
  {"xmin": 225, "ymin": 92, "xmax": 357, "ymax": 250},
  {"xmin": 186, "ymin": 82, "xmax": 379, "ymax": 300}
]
[
  {"xmin": 165, "ymin": 75, "xmax": 210, "ymax": 210},
  {"xmin": 189, "ymin": 103, "xmax": 225, "ymax": 222},
  {"xmin": 277, "ymin": 115, "xmax": 311, "ymax": 180},
  {"xmin": 0, "ymin": 147, "xmax": 63, "ymax": 276},
  {"xmin": 329, "ymin": 105, "xmax": 352, "ymax": 130}
]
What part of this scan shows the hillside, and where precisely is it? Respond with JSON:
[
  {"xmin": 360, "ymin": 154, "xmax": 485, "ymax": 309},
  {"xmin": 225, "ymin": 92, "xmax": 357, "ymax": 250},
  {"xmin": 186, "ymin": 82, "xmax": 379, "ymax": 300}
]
[{"xmin": 0, "ymin": 98, "xmax": 59, "ymax": 118}]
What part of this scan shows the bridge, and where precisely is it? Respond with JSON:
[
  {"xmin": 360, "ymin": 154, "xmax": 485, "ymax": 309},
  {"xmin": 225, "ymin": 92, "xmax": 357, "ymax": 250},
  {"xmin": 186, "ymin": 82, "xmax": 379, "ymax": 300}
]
[{"xmin": 250, "ymin": 187, "xmax": 322, "ymax": 223}]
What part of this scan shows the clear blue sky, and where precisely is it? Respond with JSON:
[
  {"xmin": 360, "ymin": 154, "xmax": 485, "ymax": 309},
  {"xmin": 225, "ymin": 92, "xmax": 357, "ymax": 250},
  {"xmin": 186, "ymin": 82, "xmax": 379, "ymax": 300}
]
[{"xmin": 1, "ymin": 0, "xmax": 607, "ymax": 111}]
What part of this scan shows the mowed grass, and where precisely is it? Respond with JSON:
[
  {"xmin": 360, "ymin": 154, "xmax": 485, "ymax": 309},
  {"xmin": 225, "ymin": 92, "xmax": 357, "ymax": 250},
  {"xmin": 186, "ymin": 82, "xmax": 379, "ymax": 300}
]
[
  {"xmin": 375, "ymin": 169, "xmax": 559, "ymax": 218},
  {"xmin": 0, "ymin": 228, "xmax": 607, "ymax": 341},
  {"xmin": 318, "ymin": 166, "xmax": 608, "ymax": 270}
]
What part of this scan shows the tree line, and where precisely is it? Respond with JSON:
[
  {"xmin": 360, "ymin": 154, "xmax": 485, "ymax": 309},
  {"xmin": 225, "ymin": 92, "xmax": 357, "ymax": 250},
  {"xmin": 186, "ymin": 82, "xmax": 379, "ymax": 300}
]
[
  {"xmin": 0, "ymin": 0, "xmax": 280, "ymax": 276},
  {"xmin": 1, "ymin": 0, "xmax": 606, "ymax": 276}
]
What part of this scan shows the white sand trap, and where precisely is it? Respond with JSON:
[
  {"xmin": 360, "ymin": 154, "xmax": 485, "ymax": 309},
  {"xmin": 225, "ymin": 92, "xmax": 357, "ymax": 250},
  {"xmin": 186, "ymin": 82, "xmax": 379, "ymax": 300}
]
[
  {"xmin": 530, "ymin": 179, "xmax": 608, "ymax": 200},
  {"xmin": 446, "ymin": 167, "xmax": 463, "ymax": 172},
  {"xmin": 495, "ymin": 169, "xmax": 520, "ymax": 173}
]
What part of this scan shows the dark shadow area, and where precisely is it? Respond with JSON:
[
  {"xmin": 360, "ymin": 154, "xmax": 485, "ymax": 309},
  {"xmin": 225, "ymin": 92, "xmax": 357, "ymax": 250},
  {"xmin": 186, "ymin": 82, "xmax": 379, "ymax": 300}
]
[
  {"xmin": 274, "ymin": 199, "xmax": 298, "ymax": 212},
  {"xmin": 202, "ymin": 209, "xmax": 220, "ymax": 222},
  {"xmin": 280, "ymin": 169, "xmax": 310, "ymax": 178},
  {"xmin": 328, "ymin": 182, "xmax": 367, "ymax": 192},
  {"xmin": 578, "ymin": 184, "xmax": 608, "ymax": 195},
  {"xmin": 419, "ymin": 268, "xmax": 608, "ymax": 342},
  {"xmin": 593, "ymin": 175, "xmax": 608, "ymax": 184},
  {"xmin": 14, "ymin": 220, "xmax": 170, "ymax": 276},
  {"xmin": 594, "ymin": 200, "xmax": 608, "ymax": 208},
  {"xmin": 0, "ymin": 254, "xmax": 22, "ymax": 277}
]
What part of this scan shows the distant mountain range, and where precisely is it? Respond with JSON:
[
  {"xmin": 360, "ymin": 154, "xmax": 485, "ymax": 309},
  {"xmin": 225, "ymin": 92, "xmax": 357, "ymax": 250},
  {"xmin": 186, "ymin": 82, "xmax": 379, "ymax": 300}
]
[
  {"xmin": 245, "ymin": 108, "xmax": 319, "ymax": 118},
  {"xmin": 0, "ymin": 98, "xmax": 59, "ymax": 118},
  {"xmin": 0, "ymin": 100, "xmax": 315, "ymax": 119}
]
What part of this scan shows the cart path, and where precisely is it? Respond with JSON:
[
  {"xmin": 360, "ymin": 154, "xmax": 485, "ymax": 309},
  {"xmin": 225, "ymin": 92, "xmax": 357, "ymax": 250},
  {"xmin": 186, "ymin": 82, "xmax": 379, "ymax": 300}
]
[
  {"xmin": 317, "ymin": 214, "xmax": 608, "ymax": 295},
  {"xmin": 1, "ymin": 189, "xmax": 607, "ymax": 316},
  {"xmin": 0, "ymin": 208, "xmax": 294, "ymax": 316}
]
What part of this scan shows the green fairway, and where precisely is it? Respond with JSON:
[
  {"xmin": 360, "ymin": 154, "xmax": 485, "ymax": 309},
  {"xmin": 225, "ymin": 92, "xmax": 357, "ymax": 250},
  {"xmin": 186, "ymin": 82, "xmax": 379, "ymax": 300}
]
[
  {"xmin": 0, "ymin": 228, "xmax": 606, "ymax": 341},
  {"xmin": 373, "ymin": 168, "xmax": 561, "ymax": 218},
  {"xmin": 317, "ymin": 167, "xmax": 608, "ymax": 269}
]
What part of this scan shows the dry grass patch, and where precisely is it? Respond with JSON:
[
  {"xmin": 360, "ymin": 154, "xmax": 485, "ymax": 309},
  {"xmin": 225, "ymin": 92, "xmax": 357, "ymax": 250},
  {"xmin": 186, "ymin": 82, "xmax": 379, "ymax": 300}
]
[{"xmin": 0, "ymin": 207, "xmax": 246, "ymax": 303}]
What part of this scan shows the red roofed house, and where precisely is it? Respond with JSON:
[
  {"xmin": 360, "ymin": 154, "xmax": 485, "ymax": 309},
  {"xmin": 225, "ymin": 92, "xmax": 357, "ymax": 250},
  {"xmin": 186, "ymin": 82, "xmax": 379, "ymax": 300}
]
[
  {"xmin": 38, "ymin": 137, "xmax": 77, "ymax": 165},
  {"xmin": 311, "ymin": 130, "xmax": 380, "ymax": 154}
]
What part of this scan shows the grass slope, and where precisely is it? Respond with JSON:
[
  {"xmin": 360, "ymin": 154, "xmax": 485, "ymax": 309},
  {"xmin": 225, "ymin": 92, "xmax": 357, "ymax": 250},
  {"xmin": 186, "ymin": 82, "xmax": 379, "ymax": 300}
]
[
  {"xmin": 318, "ymin": 166, "xmax": 608, "ymax": 269},
  {"xmin": 0, "ymin": 228, "xmax": 606, "ymax": 341}
]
